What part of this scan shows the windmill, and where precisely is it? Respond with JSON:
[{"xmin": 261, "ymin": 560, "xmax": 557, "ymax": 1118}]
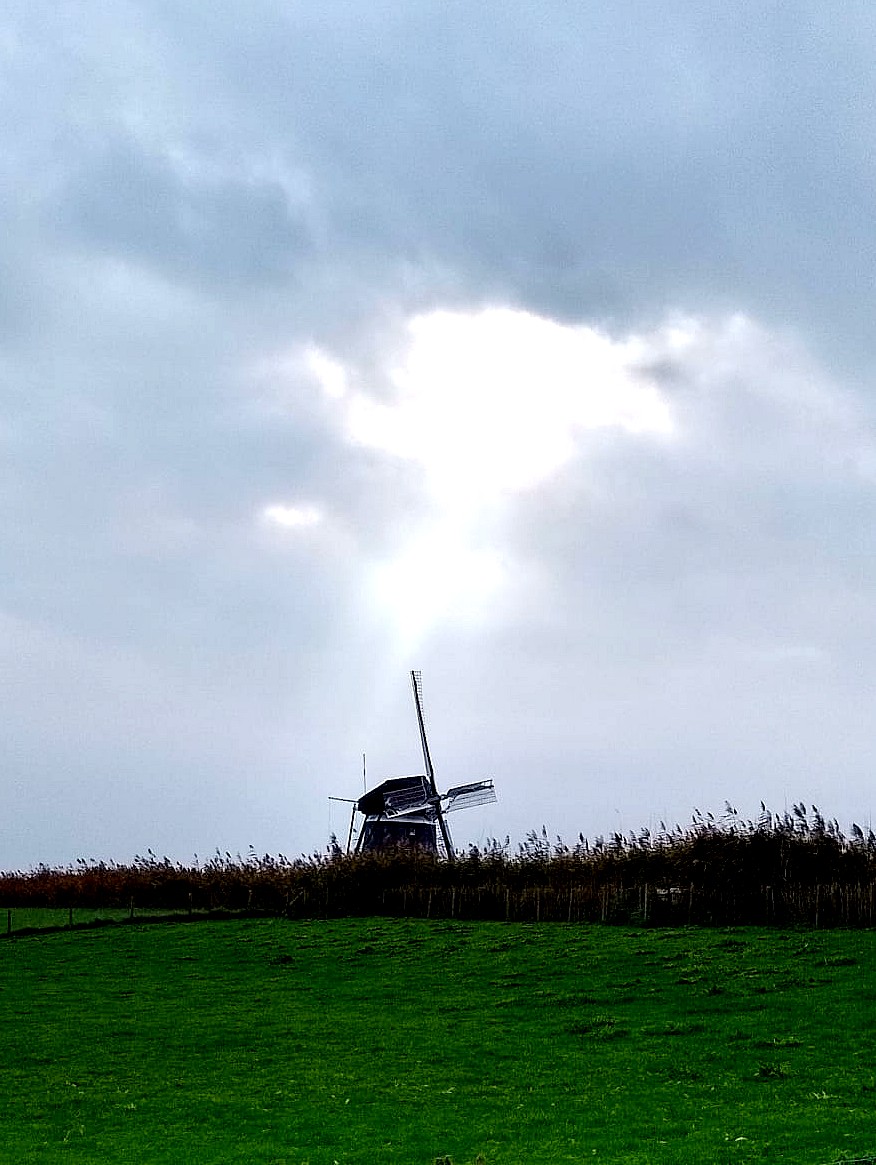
[{"xmin": 332, "ymin": 670, "xmax": 496, "ymax": 859}]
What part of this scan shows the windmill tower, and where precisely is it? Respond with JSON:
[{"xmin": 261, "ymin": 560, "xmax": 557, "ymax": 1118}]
[{"xmin": 333, "ymin": 670, "xmax": 496, "ymax": 859}]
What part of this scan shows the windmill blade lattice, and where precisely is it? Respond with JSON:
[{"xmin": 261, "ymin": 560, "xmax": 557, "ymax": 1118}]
[
  {"xmin": 383, "ymin": 778, "xmax": 434, "ymax": 818},
  {"xmin": 411, "ymin": 670, "xmax": 454, "ymax": 857},
  {"xmin": 442, "ymin": 780, "xmax": 497, "ymax": 815}
]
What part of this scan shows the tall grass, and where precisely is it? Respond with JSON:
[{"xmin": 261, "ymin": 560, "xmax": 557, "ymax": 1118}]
[{"xmin": 2, "ymin": 803, "xmax": 874, "ymax": 927}]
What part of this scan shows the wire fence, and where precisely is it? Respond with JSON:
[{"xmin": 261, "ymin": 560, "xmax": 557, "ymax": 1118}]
[
  {"xmin": 278, "ymin": 879, "xmax": 876, "ymax": 927},
  {"xmin": 1, "ymin": 903, "xmax": 242, "ymax": 936},
  {"xmin": 5, "ymin": 877, "xmax": 875, "ymax": 934}
]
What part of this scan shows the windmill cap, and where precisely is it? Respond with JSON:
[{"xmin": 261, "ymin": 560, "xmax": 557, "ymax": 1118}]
[{"xmin": 357, "ymin": 775, "xmax": 428, "ymax": 816}]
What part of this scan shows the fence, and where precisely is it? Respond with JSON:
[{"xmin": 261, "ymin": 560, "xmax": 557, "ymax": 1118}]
[
  {"xmin": 6, "ymin": 881, "xmax": 876, "ymax": 932},
  {"xmin": 2, "ymin": 903, "xmax": 228, "ymax": 936},
  {"xmin": 275, "ymin": 879, "xmax": 876, "ymax": 927}
]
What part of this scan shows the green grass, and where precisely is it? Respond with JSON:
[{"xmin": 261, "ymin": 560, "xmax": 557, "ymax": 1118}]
[
  {"xmin": 3, "ymin": 907, "xmax": 136, "ymax": 932},
  {"xmin": 1, "ymin": 905, "xmax": 220, "ymax": 933},
  {"xmin": 1, "ymin": 919, "xmax": 874, "ymax": 1164}
]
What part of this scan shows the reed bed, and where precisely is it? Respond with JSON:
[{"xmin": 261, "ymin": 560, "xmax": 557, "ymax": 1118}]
[{"xmin": 2, "ymin": 804, "xmax": 875, "ymax": 927}]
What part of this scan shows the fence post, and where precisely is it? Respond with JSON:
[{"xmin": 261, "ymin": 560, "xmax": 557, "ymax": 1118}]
[
  {"xmin": 6, "ymin": 909, "xmax": 11, "ymax": 936},
  {"xmin": 129, "ymin": 896, "xmax": 135, "ymax": 920},
  {"xmin": 68, "ymin": 906, "xmax": 73, "ymax": 928},
  {"xmin": 643, "ymin": 884, "xmax": 650, "ymax": 925}
]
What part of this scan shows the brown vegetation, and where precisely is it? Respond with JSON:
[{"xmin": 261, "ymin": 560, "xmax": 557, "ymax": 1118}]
[{"xmin": 2, "ymin": 803, "xmax": 875, "ymax": 927}]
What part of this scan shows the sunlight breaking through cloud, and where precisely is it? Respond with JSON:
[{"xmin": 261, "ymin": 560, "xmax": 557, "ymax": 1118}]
[
  {"xmin": 306, "ymin": 305, "xmax": 679, "ymax": 651},
  {"xmin": 324, "ymin": 307, "xmax": 676, "ymax": 507}
]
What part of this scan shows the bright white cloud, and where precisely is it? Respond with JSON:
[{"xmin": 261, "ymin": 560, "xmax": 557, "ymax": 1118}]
[
  {"xmin": 261, "ymin": 502, "xmax": 323, "ymax": 529},
  {"xmin": 292, "ymin": 305, "xmax": 876, "ymax": 672},
  {"xmin": 336, "ymin": 307, "xmax": 674, "ymax": 506},
  {"xmin": 303, "ymin": 306, "xmax": 679, "ymax": 650},
  {"xmin": 306, "ymin": 347, "xmax": 348, "ymax": 401}
]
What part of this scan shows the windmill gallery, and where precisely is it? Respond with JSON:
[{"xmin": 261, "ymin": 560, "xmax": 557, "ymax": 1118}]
[{"xmin": 331, "ymin": 671, "xmax": 497, "ymax": 858}]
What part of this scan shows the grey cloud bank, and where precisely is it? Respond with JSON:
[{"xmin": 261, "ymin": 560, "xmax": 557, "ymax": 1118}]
[{"xmin": 2, "ymin": 2, "xmax": 876, "ymax": 867}]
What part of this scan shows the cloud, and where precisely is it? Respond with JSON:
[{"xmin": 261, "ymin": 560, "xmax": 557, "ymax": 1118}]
[
  {"xmin": 298, "ymin": 306, "xmax": 677, "ymax": 649},
  {"xmin": 8, "ymin": 0, "xmax": 876, "ymax": 344},
  {"xmin": 57, "ymin": 137, "xmax": 314, "ymax": 287},
  {"xmin": 3, "ymin": 2, "xmax": 876, "ymax": 865},
  {"xmin": 262, "ymin": 503, "xmax": 323, "ymax": 530},
  {"xmin": 334, "ymin": 308, "xmax": 675, "ymax": 498}
]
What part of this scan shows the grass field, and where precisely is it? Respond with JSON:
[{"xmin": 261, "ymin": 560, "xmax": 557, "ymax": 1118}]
[
  {"xmin": 1, "ymin": 917, "xmax": 873, "ymax": 1164},
  {"xmin": 2, "ymin": 905, "xmax": 222, "ymax": 934},
  {"xmin": 4, "ymin": 907, "xmax": 144, "ymax": 932}
]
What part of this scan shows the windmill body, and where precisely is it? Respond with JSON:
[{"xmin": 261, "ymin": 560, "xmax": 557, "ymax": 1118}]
[
  {"xmin": 335, "ymin": 671, "xmax": 496, "ymax": 859},
  {"xmin": 355, "ymin": 775, "xmax": 438, "ymax": 853}
]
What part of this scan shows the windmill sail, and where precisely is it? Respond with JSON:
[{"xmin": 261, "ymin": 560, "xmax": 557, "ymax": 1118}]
[
  {"xmin": 411, "ymin": 670, "xmax": 454, "ymax": 858},
  {"xmin": 411, "ymin": 670, "xmax": 436, "ymax": 793},
  {"xmin": 383, "ymin": 777, "xmax": 434, "ymax": 818},
  {"xmin": 442, "ymin": 780, "xmax": 497, "ymax": 814}
]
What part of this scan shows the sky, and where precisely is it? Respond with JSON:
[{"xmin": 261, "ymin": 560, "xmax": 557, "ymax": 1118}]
[{"xmin": 3, "ymin": 2, "xmax": 876, "ymax": 869}]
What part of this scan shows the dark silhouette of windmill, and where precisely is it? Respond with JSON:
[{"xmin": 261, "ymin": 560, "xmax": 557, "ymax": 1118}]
[{"xmin": 332, "ymin": 670, "xmax": 496, "ymax": 859}]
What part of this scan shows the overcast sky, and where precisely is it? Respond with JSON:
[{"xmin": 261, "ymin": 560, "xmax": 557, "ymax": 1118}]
[{"xmin": 3, "ymin": 2, "xmax": 876, "ymax": 868}]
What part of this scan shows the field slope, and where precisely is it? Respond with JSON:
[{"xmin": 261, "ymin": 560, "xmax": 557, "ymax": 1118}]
[{"xmin": 1, "ymin": 918, "xmax": 873, "ymax": 1164}]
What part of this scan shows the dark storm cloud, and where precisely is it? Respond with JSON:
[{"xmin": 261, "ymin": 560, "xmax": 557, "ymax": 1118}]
[
  {"xmin": 123, "ymin": 3, "xmax": 876, "ymax": 340},
  {"xmin": 7, "ymin": 2, "xmax": 876, "ymax": 350},
  {"xmin": 58, "ymin": 138, "xmax": 313, "ymax": 285}
]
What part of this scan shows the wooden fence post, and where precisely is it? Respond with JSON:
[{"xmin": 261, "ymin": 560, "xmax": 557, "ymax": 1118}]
[{"xmin": 6, "ymin": 909, "xmax": 11, "ymax": 936}]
